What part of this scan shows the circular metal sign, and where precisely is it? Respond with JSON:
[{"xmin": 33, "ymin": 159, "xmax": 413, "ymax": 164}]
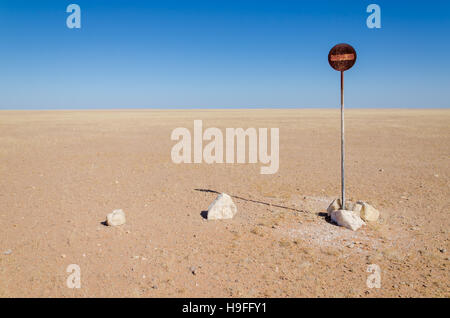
[{"xmin": 328, "ymin": 43, "xmax": 357, "ymax": 72}]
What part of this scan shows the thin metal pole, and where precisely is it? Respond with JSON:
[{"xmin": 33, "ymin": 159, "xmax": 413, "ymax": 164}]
[{"xmin": 340, "ymin": 71, "xmax": 345, "ymax": 210}]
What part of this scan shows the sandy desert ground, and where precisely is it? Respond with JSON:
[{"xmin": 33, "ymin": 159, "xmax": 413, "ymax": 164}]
[{"xmin": 0, "ymin": 109, "xmax": 448, "ymax": 297}]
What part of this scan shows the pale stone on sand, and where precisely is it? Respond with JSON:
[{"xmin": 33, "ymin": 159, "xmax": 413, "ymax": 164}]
[
  {"xmin": 207, "ymin": 193, "xmax": 237, "ymax": 220},
  {"xmin": 327, "ymin": 198, "xmax": 341, "ymax": 216},
  {"xmin": 327, "ymin": 198, "xmax": 354, "ymax": 215},
  {"xmin": 359, "ymin": 202, "xmax": 380, "ymax": 222},
  {"xmin": 331, "ymin": 210, "xmax": 365, "ymax": 231},
  {"xmin": 106, "ymin": 209, "xmax": 126, "ymax": 226},
  {"xmin": 352, "ymin": 202, "xmax": 364, "ymax": 217},
  {"xmin": 328, "ymin": 199, "xmax": 378, "ymax": 222}
]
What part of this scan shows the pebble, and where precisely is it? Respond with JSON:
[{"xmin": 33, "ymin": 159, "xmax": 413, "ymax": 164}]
[
  {"xmin": 331, "ymin": 210, "xmax": 365, "ymax": 231},
  {"xmin": 189, "ymin": 266, "xmax": 197, "ymax": 275},
  {"xmin": 106, "ymin": 209, "xmax": 126, "ymax": 226},
  {"xmin": 206, "ymin": 193, "xmax": 237, "ymax": 220},
  {"xmin": 358, "ymin": 202, "xmax": 380, "ymax": 222},
  {"xmin": 3, "ymin": 249, "xmax": 12, "ymax": 255}
]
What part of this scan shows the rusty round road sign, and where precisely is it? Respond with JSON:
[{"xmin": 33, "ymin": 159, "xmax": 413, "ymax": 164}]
[{"xmin": 328, "ymin": 43, "xmax": 357, "ymax": 72}]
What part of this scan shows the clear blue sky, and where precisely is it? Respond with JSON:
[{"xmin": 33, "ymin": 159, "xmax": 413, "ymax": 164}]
[{"xmin": 1, "ymin": 0, "xmax": 449, "ymax": 109}]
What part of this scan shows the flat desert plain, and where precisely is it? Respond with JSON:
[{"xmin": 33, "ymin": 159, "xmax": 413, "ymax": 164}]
[{"xmin": 0, "ymin": 109, "xmax": 448, "ymax": 297}]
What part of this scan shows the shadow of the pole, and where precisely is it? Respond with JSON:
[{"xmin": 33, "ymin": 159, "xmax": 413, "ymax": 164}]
[{"xmin": 194, "ymin": 188, "xmax": 306, "ymax": 213}]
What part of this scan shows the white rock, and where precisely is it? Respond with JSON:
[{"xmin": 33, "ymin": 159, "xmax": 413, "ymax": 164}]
[
  {"xmin": 106, "ymin": 209, "xmax": 126, "ymax": 226},
  {"xmin": 352, "ymin": 202, "xmax": 364, "ymax": 217},
  {"xmin": 207, "ymin": 193, "xmax": 237, "ymax": 220},
  {"xmin": 359, "ymin": 202, "xmax": 380, "ymax": 222},
  {"xmin": 331, "ymin": 210, "xmax": 365, "ymax": 231},
  {"xmin": 327, "ymin": 198, "xmax": 341, "ymax": 216}
]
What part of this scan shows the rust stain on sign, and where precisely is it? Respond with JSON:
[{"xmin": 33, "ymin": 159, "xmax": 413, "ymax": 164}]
[{"xmin": 330, "ymin": 53, "xmax": 355, "ymax": 62}]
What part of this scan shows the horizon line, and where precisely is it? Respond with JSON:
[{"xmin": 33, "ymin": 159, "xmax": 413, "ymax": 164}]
[{"xmin": 1, "ymin": 106, "xmax": 449, "ymax": 111}]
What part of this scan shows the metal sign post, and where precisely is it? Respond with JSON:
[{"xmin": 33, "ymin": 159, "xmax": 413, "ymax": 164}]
[
  {"xmin": 328, "ymin": 43, "xmax": 357, "ymax": 210},
  {"xmin": 341, "ymin": 70, "xmax": 345, "ymax": 210}
]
